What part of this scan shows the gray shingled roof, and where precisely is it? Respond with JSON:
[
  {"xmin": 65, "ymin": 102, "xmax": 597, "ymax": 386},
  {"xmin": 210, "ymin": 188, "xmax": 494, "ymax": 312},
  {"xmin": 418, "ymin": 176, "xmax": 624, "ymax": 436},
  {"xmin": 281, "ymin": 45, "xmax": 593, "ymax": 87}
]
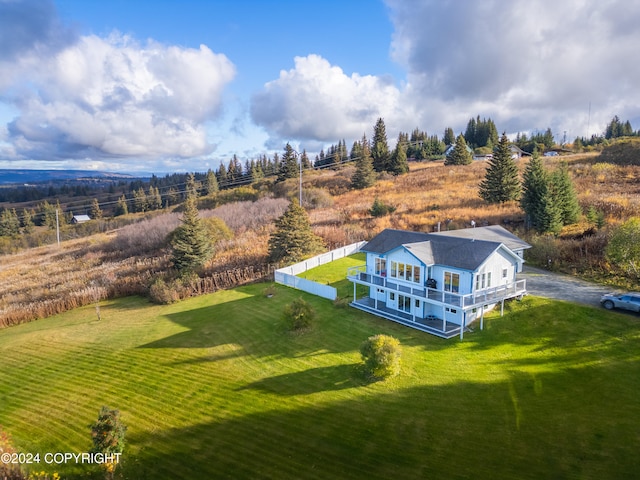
[
  {"xmin": 362, "ymin": 226, "xmax": 524, "ymax": 271},
  {"xmin": 429, "ymin": 225, "xmax": 531, "ymax": 252}
]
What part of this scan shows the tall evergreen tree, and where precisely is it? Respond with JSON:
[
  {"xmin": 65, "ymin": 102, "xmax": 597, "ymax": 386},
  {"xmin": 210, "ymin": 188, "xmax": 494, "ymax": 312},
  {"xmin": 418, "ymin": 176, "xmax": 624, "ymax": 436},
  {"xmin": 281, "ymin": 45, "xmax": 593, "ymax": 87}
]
[
  {"xmin": 204, "ymin": 169, "xmax": 219, "ymax": 195},
  {"xmin": 0, "ymin": 208, "xmax": 20, "ymax": 236},
  {"xmin": 89, "ymin": 198, "xmax": 103, "ymax": 219},
  {"xmin": 371, "ymin": 117, "xmax": 390, "ymax": 172},
  {"xmin": 115, "ymin": 195, "xmax": 128, "ymax": 216},
  {"xmin": 479, "ymin": 133, "xmax": 521, "ymax": 203},
  {"xmin": 277, "ymin": 143, "xmax": 299, "ymax": 182},
  {"xmin": 267, "ymin": 199, "xmax": 324, "ymax": 264},
  {"xmin": 133, "ymin": 187, "xmax": 148, "ymax": 212},
  {"xmin": 445, "ymin": 134, "xmax": 472, "ymax": 165},
  {"xmin": 170, "ymin": 193, "xmax": 213, "ymax": 274},
  {"xmin": 443, "ymin": 127, "xmax": 455, "ymax": 146},
  {"xmin": 351, "ymin": 134, "xmax": 377, "ymax": 189},
  {"xmin": 21, "ymin": 208, "xmax": 35, "ymax": 234},
  {"xmin": 389, "ymin": 133, "xmax": 410, "ymax": 174},
  {"xmin": 550, "ymin": 162, "xmax": 581, "ymax": 225},
  {"xmin": 520, "ymin": 151, "xmax": 562, "ymax": 233}
]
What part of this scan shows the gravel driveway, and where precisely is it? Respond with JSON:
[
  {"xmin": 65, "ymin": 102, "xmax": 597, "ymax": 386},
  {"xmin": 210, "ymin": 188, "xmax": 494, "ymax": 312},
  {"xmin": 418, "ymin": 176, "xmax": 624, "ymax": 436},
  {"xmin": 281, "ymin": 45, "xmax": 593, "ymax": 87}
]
[{"xmin": 517, "ymin": 266, "xmax": 618, "ymax": 308}]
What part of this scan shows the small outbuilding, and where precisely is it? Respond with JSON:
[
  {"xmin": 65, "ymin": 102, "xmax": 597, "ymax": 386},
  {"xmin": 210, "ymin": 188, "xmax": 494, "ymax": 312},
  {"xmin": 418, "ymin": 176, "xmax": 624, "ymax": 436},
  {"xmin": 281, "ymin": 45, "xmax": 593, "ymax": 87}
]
[{"xmin": 71, "ymin": 215, "xmax": 92, "ymax": 224}]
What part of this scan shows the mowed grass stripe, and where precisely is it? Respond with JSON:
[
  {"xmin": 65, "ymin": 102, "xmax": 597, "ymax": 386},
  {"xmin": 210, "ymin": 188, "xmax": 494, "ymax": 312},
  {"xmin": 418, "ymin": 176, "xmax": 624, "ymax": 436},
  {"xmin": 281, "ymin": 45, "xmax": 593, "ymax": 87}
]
[{"xmin": 1, "ymin": 272, "xmax": 640, "ymax": 479}]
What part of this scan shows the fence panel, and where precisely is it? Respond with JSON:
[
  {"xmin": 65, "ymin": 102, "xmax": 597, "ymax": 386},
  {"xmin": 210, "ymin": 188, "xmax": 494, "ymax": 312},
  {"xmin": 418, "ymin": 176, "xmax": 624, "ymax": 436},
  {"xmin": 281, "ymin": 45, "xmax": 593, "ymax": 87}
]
[{"xmin": 274, "ymin": 241, "xmax": 367, "ymax": 300}]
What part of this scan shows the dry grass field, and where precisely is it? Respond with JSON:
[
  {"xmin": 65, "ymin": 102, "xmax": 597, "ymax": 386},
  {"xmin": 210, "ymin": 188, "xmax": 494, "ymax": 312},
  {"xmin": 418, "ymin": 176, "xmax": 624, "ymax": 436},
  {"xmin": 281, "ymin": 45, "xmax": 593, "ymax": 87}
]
[{"xmin": 1, "ymin": 152, "xmax": 639, "ymax": 327}]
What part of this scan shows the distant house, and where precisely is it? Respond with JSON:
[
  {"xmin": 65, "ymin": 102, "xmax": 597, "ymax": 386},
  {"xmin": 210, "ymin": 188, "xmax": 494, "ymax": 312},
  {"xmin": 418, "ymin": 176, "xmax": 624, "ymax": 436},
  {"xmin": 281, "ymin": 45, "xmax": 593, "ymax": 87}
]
[
  {"xmin": 508, "ymin": 145, "xmax": 531, "ymax": 159},
  {"xmin": 347, "ymin": 226, "xmax": 529, "ymax": 339},
  {"xmin": 71, "ymin": 215, "xmax": 91, "ymax": 224},
  {"xmin": 444, "ymin": 143, "xmax": 473, "ymax": 157}
]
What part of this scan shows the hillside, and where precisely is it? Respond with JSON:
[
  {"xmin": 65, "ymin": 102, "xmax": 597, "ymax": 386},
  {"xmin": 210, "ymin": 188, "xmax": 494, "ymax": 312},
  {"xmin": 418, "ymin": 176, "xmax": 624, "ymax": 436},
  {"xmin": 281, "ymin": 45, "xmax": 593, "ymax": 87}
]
[{"xmin": 1, "ymin": 153, "xmax": 640, "ymax": 327}]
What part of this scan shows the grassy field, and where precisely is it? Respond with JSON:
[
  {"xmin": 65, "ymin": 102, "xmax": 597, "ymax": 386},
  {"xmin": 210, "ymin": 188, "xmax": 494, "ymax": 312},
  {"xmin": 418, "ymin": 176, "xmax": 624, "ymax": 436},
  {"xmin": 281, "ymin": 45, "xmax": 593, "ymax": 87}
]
[{"xmin": 1, "ymin": 256, "xmax": 640, "ymax": 479}]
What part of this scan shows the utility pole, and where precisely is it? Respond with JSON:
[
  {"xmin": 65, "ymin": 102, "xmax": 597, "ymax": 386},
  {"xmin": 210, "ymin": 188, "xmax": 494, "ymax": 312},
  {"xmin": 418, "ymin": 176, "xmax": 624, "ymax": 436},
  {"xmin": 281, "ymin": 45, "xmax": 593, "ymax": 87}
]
[{"xmin": 55, "ymin": 208, "xmax": 60, "ymax": 246}]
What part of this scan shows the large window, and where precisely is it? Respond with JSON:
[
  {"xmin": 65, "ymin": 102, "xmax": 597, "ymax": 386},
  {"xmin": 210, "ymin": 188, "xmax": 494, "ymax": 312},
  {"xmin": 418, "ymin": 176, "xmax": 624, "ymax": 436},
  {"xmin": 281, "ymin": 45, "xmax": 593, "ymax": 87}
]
[
  {"xmin": 375, "ymin": 258, "xmax": 386, "ymax": 276},
  {"xmin": 444, "ymin": 271, "xmax": 460, "ymax": 293},
  {"xmin": 390, "ymin": 261, "xmax": 421, "ymax": 284},
  {"xmin": 398, "ymin": 294, "xmax": 411, "ymax": 312},
  {"xmin": 475, "ymin": 272, "xmax": 492, "ymax": 291}
]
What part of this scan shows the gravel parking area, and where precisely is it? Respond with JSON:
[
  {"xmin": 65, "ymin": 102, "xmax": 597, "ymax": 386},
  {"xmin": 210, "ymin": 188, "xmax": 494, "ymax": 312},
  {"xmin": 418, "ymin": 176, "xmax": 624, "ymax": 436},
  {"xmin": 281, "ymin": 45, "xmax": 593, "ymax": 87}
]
[{"xmin": 518, "ymin": 266, "xmax": 619, "ymax": 308}]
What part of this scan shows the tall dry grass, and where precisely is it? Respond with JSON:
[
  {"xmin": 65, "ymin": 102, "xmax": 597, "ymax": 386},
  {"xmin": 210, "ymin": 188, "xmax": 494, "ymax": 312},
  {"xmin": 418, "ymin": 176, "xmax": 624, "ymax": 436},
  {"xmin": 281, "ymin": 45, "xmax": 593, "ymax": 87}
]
[{"xmin": 2, "ymin": 154, "xmax": 639, "ymax": 326}]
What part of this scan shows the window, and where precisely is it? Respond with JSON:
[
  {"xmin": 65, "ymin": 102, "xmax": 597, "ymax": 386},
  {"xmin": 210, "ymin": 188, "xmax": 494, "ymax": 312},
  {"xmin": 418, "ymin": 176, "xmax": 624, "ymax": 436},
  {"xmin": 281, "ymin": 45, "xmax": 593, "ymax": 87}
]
[
  {"xmin": 475, "ymin": 272, "xmax": 491, "ymax": 290},
  {"xmin": 444, "ymin": 272, "xmax": 460, "ymax": 293},
  {"xmin": 415, "ymin": 299, "xmax": 421, "ymax": 308},
  {"xmin": 502, "ymin": 268, "xmax": 508, "ymax": 279},
  {"xmin": 375, "ymin": 258, "xmax": 386, "ymax": 276},
  {"xmin": 445, "ymin": 307, "xmax": 457, "ymax": 314},
  {"xmin": 389, "ymin": 261, "xmax": 421, "ymax": 283},
  {"xmin": 389, "ymin": 292, "xmax": 395, "ymax": 301},
  {"xmin": 398, "ymin": 294, "xmax": 411, "ymax": 312}
]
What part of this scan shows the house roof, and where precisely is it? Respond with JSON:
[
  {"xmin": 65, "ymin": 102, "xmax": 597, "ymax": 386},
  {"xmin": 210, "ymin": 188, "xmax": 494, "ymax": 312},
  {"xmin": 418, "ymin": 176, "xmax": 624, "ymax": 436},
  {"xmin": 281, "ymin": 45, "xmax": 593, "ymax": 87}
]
[
  {"xmin": 429, "ymin": 225, "xmax": 531, "ymax": 252},
  {"xmin": 72, "ymin": 215, "xmax": 91, "ymax": 222},
  {"xmin": 362, "ymin": 225, "xmax": 528, "ymax": 271}
]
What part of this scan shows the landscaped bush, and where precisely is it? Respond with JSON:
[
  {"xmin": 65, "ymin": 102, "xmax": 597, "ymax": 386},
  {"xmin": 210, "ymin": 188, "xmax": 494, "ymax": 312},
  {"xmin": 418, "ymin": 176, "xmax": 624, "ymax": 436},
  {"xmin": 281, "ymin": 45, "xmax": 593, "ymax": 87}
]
[
  {"xmin": 283, "ymin": 298, "xmax": 315, "ymax": 331},
  {"xmin": 360, "ymin": 334, "xmax": 402, "ymax": 380}
]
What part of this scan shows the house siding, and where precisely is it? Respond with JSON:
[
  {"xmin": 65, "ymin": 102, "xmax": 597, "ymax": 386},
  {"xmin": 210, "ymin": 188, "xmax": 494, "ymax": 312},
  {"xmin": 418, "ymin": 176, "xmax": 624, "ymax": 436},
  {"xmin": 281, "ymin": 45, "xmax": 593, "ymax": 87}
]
[{"xmin": 350, "ymin": 227, "xmax": 528, "ymax": 337}]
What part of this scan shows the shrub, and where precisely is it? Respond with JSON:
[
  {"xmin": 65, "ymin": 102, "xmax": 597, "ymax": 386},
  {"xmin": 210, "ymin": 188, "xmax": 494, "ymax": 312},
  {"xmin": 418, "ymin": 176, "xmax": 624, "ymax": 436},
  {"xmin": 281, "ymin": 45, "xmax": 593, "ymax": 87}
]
[
  {"xmin": 283, "ymin": 298, "xmax": 315, "ymax": 331},
  {"xmin": 360, "ymin": 334, "xmax": 402, "ymax": 380},
  {"xmin": 369, "ymin": 197, "xmax": 396, "ymax": 217},
  {"xmin": 149, "ymin": 277, "xmax": 182, "ymax": 304}
]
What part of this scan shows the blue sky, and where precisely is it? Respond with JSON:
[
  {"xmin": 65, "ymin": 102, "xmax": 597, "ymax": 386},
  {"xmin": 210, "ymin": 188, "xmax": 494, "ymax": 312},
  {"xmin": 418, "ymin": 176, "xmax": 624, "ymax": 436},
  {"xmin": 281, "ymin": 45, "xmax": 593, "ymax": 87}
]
[{"xmin": 1, "ymin": 0, "xmax": 639, "ymax": 174}]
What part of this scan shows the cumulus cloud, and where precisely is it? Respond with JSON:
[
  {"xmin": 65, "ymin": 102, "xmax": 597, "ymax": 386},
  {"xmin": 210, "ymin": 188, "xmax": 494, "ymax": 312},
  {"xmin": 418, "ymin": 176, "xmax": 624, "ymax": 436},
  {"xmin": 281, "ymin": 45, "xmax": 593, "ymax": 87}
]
[
  {"xmin": 251, "ymin": 54, "xmax": 418, "ymax": 145},
  {"xmin": 387, "ymin": 0, "xmax": 640, "ymax": 137},
  {"xmin": 0, "ymin": 1, "xmax": 236, "ymax": 163}
]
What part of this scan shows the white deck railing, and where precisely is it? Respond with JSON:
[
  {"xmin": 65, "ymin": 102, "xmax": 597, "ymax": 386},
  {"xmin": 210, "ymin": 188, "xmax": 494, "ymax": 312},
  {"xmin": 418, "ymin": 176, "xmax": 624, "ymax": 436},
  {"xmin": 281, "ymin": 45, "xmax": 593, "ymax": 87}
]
[{"xmin": 347, "ymin": 265, "xmax": 526, "ymax": 308}]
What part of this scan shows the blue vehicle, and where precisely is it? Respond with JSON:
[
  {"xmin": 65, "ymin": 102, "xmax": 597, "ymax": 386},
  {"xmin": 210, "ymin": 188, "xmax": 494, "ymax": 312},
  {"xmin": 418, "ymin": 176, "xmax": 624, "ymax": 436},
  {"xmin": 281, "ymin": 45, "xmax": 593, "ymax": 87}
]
[{"xmin": 600, "ymin": 292, "xmax": 640, "ymax": 312}]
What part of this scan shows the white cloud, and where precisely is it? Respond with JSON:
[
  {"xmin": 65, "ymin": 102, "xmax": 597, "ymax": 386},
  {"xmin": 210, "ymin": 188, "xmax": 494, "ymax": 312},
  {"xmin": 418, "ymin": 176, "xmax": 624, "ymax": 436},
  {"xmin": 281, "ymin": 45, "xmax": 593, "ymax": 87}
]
[
  {"xmin": 1, "ymin": 2, "xmax": 236, "ymax": 164},
  {"xmin": 386, "ymin": 0, "xmax": 640, "ymax": 138},
  {"xmin": 251, "ymin": 54, "xmax": 418, "ymax": 146}
]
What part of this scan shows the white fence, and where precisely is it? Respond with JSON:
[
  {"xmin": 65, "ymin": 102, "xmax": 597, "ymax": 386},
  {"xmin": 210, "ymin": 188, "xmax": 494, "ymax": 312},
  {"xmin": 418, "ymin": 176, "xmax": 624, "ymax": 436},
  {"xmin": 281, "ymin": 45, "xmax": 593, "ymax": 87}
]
[{"xmin": 274, "ymin": 241, "xmax": 367, "ymax": 300}]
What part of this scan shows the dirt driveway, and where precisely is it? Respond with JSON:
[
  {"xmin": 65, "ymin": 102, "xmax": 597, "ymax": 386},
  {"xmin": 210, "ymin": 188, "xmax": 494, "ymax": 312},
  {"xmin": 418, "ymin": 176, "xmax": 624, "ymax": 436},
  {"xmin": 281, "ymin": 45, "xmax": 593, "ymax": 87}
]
[{"xmin": 517, "ymin": 266, "xmax": 619, "ymax": 308}]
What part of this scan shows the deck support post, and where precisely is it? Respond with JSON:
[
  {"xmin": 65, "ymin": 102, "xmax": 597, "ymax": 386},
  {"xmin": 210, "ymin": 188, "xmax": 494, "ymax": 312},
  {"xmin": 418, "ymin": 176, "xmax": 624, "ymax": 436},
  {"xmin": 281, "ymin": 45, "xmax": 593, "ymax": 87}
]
[
  {"xmin": 501, "ymin": 299, "xmax": 505, "ymax": 316},
  {"xmin": 480, "ymin": 305, "xmax": 484, "ymax": 330}
]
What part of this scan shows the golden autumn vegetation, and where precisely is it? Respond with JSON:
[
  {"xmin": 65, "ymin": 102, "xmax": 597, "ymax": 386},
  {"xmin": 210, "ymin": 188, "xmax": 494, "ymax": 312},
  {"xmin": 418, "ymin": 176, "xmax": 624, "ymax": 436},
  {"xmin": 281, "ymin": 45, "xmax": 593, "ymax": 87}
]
[{"xmin": 1, "ymin": 151, "xmax": 639, "ymax": 328}]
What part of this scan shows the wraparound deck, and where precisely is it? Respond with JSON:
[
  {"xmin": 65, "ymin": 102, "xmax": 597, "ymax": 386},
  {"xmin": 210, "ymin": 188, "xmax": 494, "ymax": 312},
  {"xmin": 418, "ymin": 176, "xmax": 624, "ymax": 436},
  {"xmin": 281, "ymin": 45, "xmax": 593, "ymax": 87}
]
[
  {"xmin": 347, "ymin": 265, "xmax": 526, "ymax": 309},
  {"xmin": 350, "ymin": 297, "xmax": 464, "ymax": 339}
]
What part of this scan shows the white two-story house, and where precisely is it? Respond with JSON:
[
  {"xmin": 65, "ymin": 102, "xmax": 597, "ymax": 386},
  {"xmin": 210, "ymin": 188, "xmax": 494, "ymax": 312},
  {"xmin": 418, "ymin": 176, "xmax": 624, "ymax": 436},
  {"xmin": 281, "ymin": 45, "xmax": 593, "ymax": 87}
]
[{"xmin": 347, "ymin": 225, "xmax": 530, "ymax": 339}]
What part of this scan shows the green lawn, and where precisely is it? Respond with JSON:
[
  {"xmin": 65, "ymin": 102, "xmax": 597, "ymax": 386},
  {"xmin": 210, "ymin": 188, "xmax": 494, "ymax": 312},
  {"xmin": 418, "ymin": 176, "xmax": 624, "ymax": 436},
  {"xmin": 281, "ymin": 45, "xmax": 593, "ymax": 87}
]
[{"xmin": 1, "ymin": 256, "xmax": 640, "ymax": 479}]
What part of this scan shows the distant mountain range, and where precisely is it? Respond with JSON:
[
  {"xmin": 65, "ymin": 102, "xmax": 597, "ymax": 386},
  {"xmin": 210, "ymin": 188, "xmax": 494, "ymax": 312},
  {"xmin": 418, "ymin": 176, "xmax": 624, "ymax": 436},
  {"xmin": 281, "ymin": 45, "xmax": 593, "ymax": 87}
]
[{"xmin": 0, "ymin": 169, "xmax": 143, "ymax": 185}]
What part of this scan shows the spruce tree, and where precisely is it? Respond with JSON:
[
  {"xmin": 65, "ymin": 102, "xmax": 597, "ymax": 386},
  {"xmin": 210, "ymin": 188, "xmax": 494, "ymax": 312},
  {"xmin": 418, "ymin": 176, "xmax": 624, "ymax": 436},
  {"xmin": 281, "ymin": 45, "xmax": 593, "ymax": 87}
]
[
  {"xmin": 0, "ymin": 208, "xmax": 20, "ymax": 236},
  {"xmin": 351, "ymin": 134, "xmax": 376, "ymax": 189},
  {"xmin": 277, "ymin": 143, "xmax": 299, "ymax": 182},
  {"xmin": 371, "ymin": 117, "xmax": 390, "ymax": 173},
  {"xmin": 550, "ymin": 162, "xmax": 581, "ymax": 225},
  {"xmin": 115, "ymin": 195, "xmax": 128, "ymax": 216},
  {"xmin": 204, "ymin": 169, "xmax": 219, "ymax": 195},
  {"xmin": 445, "ymin": 134, "xmax": 472, "ymax": 165},
  {"xmin": 268, "ymin": 199, "xmax": 324, "ymax": 264},
  {"xmin": 443, "ymin": 127, "xmax": 455, "ymax": 146},
  {"xmin": 389, "ymin": 133, "xmax": 410, "ymax": 175},
  {"xmin": 21, "ymin": 208, "xmax": 35, "ymax": 234},
  {"xmin": 90, "ymin": 198, "xmax": 103, "ymax": 219},
  {"xmin": 170, "ymin": 193, "xmax": 213, "ymax": 274},
  {"xmin": 479, "ymin": 133, "xmax": 521, "ymax": 203},
  {"xmin": 520, "ymin": 152, "xmax": 562, "ymax": 233}
]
